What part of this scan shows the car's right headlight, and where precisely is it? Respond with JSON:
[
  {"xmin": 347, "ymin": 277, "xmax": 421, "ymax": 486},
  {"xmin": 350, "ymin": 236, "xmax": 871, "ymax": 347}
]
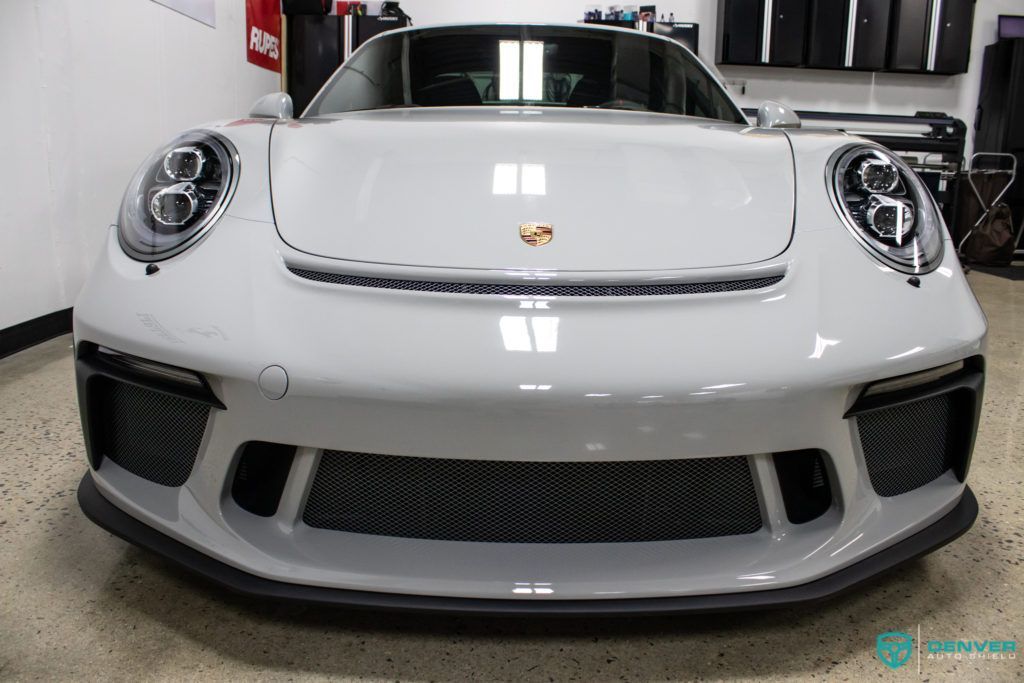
[
  {"xmin": 118, "ymin": 130, "xmax": 239, "ymax": 261},
  {"xmin": 827, "ymin": 144, "xmax": 944, "ymax": 274}
]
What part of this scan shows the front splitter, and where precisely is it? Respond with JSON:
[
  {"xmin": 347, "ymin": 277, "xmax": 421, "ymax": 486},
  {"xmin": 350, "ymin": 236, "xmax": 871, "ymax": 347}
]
[{"xmin": 77, "ymin": 472, "xmax": 978, "ymax": 616}]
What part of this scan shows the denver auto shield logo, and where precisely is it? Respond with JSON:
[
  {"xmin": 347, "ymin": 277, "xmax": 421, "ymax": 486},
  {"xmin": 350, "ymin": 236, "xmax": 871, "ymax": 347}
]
[{"xmin": 877, "ymin": 631, "xmax": 914, "ymax": 670}]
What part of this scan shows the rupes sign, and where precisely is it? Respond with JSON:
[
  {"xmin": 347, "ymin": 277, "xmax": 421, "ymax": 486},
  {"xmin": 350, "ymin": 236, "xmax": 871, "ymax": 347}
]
[{"xmin": 246, "ymin": 0, "xmax": 281, "ymax": 73}]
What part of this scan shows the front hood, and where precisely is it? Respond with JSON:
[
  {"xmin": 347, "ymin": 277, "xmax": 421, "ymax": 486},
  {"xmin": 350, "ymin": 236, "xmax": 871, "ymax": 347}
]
[{"xmin": 270, "ymin": 108, "xmax": 794, "ymax": 272}]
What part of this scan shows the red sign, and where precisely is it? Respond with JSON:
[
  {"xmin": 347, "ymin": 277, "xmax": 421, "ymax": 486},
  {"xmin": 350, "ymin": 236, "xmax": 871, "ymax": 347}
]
[{"xmin": 246, "ymin": 0, "xmax": 281, "ymax": 73}]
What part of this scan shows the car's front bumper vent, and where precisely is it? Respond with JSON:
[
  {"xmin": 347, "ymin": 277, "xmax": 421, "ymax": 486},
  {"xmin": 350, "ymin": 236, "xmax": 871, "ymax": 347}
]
[
  {"xmin": 848, "ymin": 357, "xmax": 984, "ymax": 498},
  {"xmin": 287, "ymin": 267, "xmax": 784, "ymax": 297},
  {"xmin": 302, "ymin": 451, "xmax": 764, "ymax": 543},
  {"xmin": 75, "ymin": 343, "xmax": 221, "ymax": 485},
  {"xmin": 101, "ymin": 381, "xmax": 209, "ymax": 487}
]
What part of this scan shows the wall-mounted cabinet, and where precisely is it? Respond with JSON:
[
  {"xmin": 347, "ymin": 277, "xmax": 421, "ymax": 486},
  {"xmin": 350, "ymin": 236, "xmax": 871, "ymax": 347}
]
[{"xmin": 716, "ymin": 0, "xmax": 976, "ymax": 74}]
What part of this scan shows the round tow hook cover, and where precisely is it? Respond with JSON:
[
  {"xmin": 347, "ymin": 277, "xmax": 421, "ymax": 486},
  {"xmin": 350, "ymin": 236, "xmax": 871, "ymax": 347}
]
[{"xmin": 258, "ymin": 365, "xmax": 288, "ymax": 400}]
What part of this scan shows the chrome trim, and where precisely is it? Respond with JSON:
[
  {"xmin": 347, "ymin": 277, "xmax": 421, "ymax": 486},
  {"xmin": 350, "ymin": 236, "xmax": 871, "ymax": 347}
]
[
  {"xmin": 926, "ymin": 0, "xmax": 943, "ymax": 71},
  {"xmin": 762, "ymin": 0, "xmax": 773, "ymax": 63},
  {"xmin": 844, "ymin": 0, "xmax": 858, "ymax": 67}
]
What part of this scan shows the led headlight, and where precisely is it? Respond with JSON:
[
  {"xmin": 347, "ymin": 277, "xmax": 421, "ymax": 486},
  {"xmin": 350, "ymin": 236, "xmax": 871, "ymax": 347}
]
[
  {"xmin": 118, "ymin": 131, "xmax": 238, "ymax": 261},
  {"xmin": 828, "ymin": 145, "xmax": 944, "ymax": 274}
]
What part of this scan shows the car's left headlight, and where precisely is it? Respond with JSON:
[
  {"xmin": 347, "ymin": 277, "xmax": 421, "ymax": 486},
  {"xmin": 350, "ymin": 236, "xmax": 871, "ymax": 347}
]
[
  {"xmin": 828, "ymin": 144, "xmax": 944, "ymax": 274},
  {"xmin": 118, "ymin": 130, "xmax": 239, "ymax": 261}
]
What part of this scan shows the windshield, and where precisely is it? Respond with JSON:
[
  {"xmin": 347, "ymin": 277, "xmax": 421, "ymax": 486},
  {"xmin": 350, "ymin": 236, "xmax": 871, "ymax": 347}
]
[{"xmin": 306, "ymin": 25, "xmax": 746, "ymax": 123}]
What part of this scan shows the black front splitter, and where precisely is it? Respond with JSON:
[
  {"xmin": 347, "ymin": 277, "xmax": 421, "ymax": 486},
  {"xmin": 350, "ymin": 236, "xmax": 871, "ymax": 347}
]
[{"xmin": 77, "ymin": 472, "xmax": 978, "ymax": 616}]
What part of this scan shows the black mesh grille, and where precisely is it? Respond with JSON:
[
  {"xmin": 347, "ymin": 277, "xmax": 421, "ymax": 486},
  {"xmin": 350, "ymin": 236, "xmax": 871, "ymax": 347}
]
[
  {"xmin": 858, "ymin": 394, "xmax": 955, "ymax": 497},
  {"xmin": 288, "ymin": 267, "xmax": 784, "ymax": 297},
  {"xmin": 303, "ymin": 451, "xmax": 763, "ymax": 543},
  {"xmin": 102, "ymin": 381, "xmax": 210, "ymax": 487}
]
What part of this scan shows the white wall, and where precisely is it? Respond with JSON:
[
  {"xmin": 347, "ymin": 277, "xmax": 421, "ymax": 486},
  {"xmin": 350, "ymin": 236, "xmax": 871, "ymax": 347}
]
[
  {"xmin": 400, "ymin": 0, "xmax": 1015, "ymax": 143},
  {"xmin": 0, "ymin": 0, "xmax": 279, "ymax": 330}
]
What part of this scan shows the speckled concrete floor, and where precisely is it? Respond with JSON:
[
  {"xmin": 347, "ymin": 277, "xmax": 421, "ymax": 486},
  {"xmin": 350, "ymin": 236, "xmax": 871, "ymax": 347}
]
[{"xmin": 0, "ymin": 271, "xmax": 1021, "ymax": 682}]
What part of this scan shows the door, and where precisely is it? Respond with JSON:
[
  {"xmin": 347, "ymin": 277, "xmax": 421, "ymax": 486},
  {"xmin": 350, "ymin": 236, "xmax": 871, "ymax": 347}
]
[
  {"xmin": 806, "ymin": 0, "xmax": 849, "ymax": 68},
  {"xmin": 851, "ymin": 0, "xmax": 892, "ymax": 69},
  {"xmin": 719, "ymin": 0, "xmax": 765, "ymax": 64},
  {"xmin": 932, "ymin": 0, "xmax": 976, "ymax": 74},
  {"xmin": 769, "ymin": 0, "xmax": 809, "ymax": 65},
  {"xmin": 888, "ymin": 0, "xmax": 930, "ymax": 71}
]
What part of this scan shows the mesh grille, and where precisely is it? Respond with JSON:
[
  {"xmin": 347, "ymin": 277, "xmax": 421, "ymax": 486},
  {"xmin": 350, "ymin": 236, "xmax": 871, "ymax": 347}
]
[
  {"xmin": 303, "ymin": 451, "xmax": 763, "ymax": 543},
  {"xmin": 288, "ymin": 267, "xmax": 784, "ymax": 297},
  {"xmin": 858, "ymin": 394, "xmax": 954, "ymax": 497},
  {"xmin": 102, "ymin": 381, "xmax": 210, "ymax": 487}
]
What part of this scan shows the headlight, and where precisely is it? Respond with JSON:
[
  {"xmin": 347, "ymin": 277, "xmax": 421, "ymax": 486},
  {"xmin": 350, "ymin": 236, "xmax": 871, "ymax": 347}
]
[
  {"xmin": 828, "ymin": 145, "xmax": 944, "ymax": 274},
  {"xmin": 118, "ymin": 131, "xmax": 238, "ymax": 261}
]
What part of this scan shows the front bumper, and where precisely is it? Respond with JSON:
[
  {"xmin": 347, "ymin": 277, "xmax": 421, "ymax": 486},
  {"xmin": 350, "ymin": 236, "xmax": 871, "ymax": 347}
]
[
  {"xmin": 77, "ymin": 473, "xmax": 978, "ymax": 615},
  {"xmin": 73, "ymin": 216, "xmax": 987, "ymax": 606}
]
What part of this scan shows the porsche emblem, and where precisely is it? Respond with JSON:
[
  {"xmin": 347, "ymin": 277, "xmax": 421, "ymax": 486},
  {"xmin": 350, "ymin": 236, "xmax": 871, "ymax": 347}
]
[{"xmin": 520, "ymin": 222, "xmax": 553, "ymax": 247}]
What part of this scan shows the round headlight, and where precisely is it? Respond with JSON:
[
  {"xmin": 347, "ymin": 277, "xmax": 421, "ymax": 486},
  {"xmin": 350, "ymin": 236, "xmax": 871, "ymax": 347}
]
[
  {"xmin": 118, "ymin": 131, "xmax": 238, "ymax": 261},
  {"xmin": 828, "ymin": 145, "xmax": 944, "ymax": 274}
]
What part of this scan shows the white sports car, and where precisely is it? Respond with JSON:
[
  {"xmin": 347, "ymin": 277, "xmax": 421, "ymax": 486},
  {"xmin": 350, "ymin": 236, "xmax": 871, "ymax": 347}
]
[{"xmin": 75, "ymin": 23, "xmax": 986, "ymax": 614}]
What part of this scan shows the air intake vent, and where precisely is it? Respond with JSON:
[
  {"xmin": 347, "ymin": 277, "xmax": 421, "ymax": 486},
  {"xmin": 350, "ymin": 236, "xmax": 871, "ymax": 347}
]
[
  {"xmin": 288, "ymin": 267, "xmax": 784, "ymax": 297},
  {"xmin": 857, "ymin": 393, "xmax": 959, "ymax": 497},
  {"xmin": 773, "ymin": 450, "xmax": 834, "ymax": 523},
  {"xmin": 232, "ymin": 442, "xmax": 296, "ymax": 516},
  {"xmin": 303, "ymin": 451, "xmax": 763, "ymax": 543},
  {"xmin": 100, "ymin": 381, "xmax": 210, "ymax": 487}
]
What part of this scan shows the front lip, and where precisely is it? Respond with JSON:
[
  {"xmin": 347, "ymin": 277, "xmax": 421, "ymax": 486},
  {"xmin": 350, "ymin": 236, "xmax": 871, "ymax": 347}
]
[{"xmin": 78, "ymin": 472, "xmax": 978, "ymax": 616}]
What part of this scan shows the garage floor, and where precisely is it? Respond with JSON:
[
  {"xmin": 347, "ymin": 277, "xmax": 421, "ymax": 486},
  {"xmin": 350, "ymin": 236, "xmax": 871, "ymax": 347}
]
[{"xmin": 1, "ymin": 271, "xmax": 1020, "ymax": 681}]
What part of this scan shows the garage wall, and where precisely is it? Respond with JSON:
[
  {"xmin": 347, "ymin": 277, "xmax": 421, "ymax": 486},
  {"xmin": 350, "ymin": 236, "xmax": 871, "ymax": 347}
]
[
  {"xmin": 400, "ymin": 0, "xmax": 1014, "ymax": 142},
  {"xmin": 0, "ymin": 0, "xmax": 279, "ymax": 331}
]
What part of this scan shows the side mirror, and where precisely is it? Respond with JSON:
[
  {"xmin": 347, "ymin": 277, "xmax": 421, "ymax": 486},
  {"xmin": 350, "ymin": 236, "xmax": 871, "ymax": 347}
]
[
  {"xmin": 756, "ymin": 101, "xmax": 801, "ymax": 129},
  {"xmin": 250, "ymin": 92, "xmax": 294, "ymax": 119}
]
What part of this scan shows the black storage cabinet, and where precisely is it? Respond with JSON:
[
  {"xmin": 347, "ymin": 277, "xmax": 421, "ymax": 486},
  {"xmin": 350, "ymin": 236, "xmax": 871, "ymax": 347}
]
[
  {"xmin": 850, "ymin": 0, "xmax": 892, "ymax": 70},
  {"xmin": 975, "ymin": 39, "xmax": 1024, "ymax": 232},
  {"xmin": 284, "ymin": 4, "xmax": 410, "ymax": 115},
  {"xmin": 717, "ymin": 0, "xmax": 764, "ymax": 65},
  {"xmin": 888, "ymin": 0, "xmax": 931, "ymax": 71},
  {"xmin": 932, "ymin": 0, "xmax": 976, "ymax": 74},
  {"xmin": 719, "ymin": 0, "xmax": 973, "ymax": 73},
  {"xmin": 806, "ymin": 0, "xmax": 849, "ymax": 68}
]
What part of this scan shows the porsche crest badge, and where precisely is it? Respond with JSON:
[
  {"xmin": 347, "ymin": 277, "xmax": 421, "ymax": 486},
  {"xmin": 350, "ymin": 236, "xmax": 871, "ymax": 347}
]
[{"xmin": 520, "ymin": 222, "xmax": 553, "ymax": 247}]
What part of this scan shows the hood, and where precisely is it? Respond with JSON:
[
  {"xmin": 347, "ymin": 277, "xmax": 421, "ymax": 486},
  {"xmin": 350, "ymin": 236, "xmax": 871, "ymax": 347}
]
[{"xmin": 269, "ymin": 108, "xmax": 794, "ymax": 272}]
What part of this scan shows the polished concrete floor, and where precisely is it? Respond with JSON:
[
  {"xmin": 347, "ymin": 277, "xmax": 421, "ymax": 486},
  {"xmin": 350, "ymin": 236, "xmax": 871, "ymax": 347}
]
[{"xmin": 1, "ymin": 271, "xmax": 1021, "ymax": 681}]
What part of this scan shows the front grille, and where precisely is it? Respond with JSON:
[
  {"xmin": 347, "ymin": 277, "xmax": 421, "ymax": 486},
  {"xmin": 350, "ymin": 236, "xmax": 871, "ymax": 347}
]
[
  {"xmin": 303, "ymin": 451, "xmax": 763, "ymax": 543},
  {"xmin": 858, "ymin": 393, "xmax": 956, "ymax": 497},
  {"xmin": 288, "ymin": 267, "xmax": 784, "ymax": 297},
  {"xmin": 101, "ymin": 381, "xmax": 210, "ymax": 487}
]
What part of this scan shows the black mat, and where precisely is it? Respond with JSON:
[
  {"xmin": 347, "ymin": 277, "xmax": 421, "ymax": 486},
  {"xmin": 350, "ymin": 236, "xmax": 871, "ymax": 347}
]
[{"xmin": 968, "ymin": 263, "xmax": 1024, "ymax": 281}]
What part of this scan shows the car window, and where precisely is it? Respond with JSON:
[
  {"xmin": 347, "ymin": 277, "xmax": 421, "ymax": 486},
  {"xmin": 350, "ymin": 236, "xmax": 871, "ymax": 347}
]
[{"xmin": 306, "ymin": 25, "xmax": 745, "ymax": 124}]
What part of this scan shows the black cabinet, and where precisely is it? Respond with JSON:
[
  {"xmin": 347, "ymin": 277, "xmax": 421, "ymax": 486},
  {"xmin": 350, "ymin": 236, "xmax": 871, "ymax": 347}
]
[
  {"xmin": 850, "ymin": 0, "xmax": 892, "ymax": 69},
  {"xmin": 717, "ymin": 0, "xmax": 764, "ymax": 65},
  {"xmin": 286, "ymin": 15, "xmax": 342, "ymax": 115},
  {"xmin": 717, "ymin": 0, "xmax": 974, "ymax": 74},
  {"xmin": 933, "ymin": 0, "xmax": 976, "ymax": 74},
  {"xmin": 975, "ymin": 39, "xmax": 1024, "ymax": 221},
  {"xmin": 889, "ymin": 0, "xmax": 931, "ymax": 71},
  {"xmin": 806, "ymin": 0, "xmax": 849, "ymax": 68},
  {"xmin": 285, "ymin": 9, "xmax": 410, "ymax": 114},
  {"xmin": 769, "ymin": 0, "xmax": 808, "ymax": 65},
  {"xmin": 716, "ymin": 0, "xmax": 807, "ymax": 66}
]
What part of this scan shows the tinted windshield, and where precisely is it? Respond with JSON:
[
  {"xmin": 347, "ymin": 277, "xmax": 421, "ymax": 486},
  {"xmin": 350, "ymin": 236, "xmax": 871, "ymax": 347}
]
[{"xmin": 307, "ymin": 25, "xmax": 745, "ymax": 123}]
